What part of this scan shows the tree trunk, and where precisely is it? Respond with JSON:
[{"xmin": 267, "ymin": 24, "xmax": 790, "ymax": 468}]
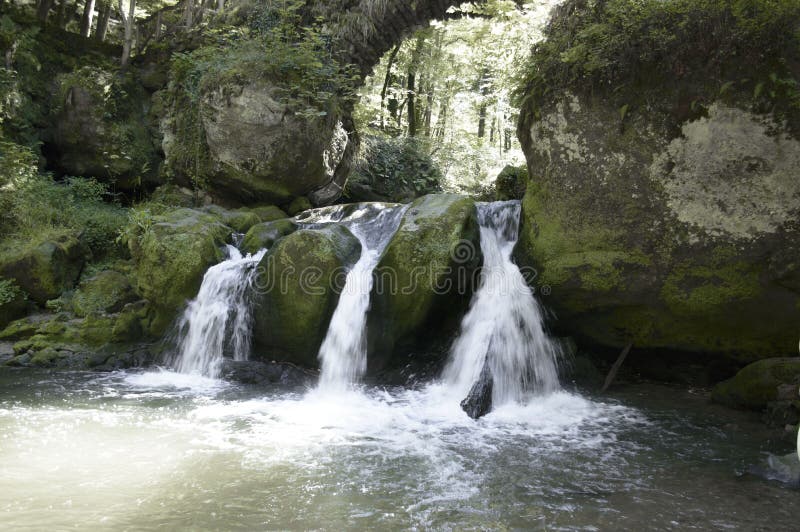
[
  {"xmin": 119, "ymin": 0, "xmax": 136, "ymax": 67},
  {"xmin": 55, "ymin": 0, "xmax": 70, "ymax": 29},
  {"xmin": 476, "ymin": 68, "xmax": 490, "ymax": 140},
  {"xmin": 80, "ymin": 0, "xmax": 96, "ymax": 37},
  {"xmin": 154, "ymin": 11, "xmax": 162, "ymax": 40},
  {"xmin": 217, "ymin": 0, "xmax": 225, "ymax": 12},
  {"xmin": 424, "ymin": 85, "xmax": 434, "ymax": 137},
  {"xmin": 184, "ymin": 0, "xmax": 195, "ymax": 28},
  {"xmin": 94, "ymin": 1, "xmax": 111, "ymax": 41},
  {"xmin": 407, "ymin": 72, "xmax": 416, "ymax": 137},
  {"xmin": 37, "ymin": 0, "xmax": 54, "ymax": 23},
  {"xmin": 379, "ymin": 44, "xmax": 400, "ymax": 131}
]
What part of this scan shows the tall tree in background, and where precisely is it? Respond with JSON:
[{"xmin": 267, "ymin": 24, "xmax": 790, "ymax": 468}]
[
  {"xmin": 118, "ymin": 0, "xmax": 136, "ymax": 66},
  {"xmin": 80, "ymin": 0, "xmax": 96, "ymax": 37},
  {"xmin": 94, "ymin": 0, "xmax": 111, "ymax": 41}
]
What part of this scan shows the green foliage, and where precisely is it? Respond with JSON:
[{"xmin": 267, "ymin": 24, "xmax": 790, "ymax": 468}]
[
  {"xmin": 344, "ymin": 135, "xmax": 443, "ymax": 201},
  {"xmin": 0, "ymin": 278, "xmax": 22, "ymax": 306},
  {"xmin": 516, "ymin": 0, "xmax": 800, "ymax": 118},
  {"xmin": 0, "ymin": 142, "xmax": 127, "ymax": 259}
]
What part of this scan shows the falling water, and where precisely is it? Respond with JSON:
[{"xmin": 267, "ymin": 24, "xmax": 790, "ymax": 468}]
[
  {"xmin": 311, "ymin": 204, "xmax": 408, "ymax": 391},
  {"xmin": 172, "ymin": 245, "xmax": 267, "ymax": 378},
  {"xmin": 444, "ymin": 201, "xmax": 561, "ymax": 406}
]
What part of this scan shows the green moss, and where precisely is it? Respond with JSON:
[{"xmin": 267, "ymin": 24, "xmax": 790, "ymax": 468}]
[
  {"xmin": 287, "ymin": 197, "xmax": 312, "ymax": 216},
  {"xmin": 661, "ymin": 258, "xmax": 762, "ymax": 315},
  {"xmin": 369, "ymin": 194, "xmax": 480, "ymax": 355},
  {"xmin": 252, "ymin": 225, "xmax": 361, "ymax": 367},
  {"xmin": 251, "ymin": 205, "xmax": 289, "ymax": 223},
  {"xmin": 127, "ymin": 208, "xmax": 231, "ymax": 326},
  {"xmin": 712, "ymin": 357, "xmax": 800, "ymax": 410},
  {"xmin": 72, "ymin": 270, "xmax": 136, "ymax": 317}
]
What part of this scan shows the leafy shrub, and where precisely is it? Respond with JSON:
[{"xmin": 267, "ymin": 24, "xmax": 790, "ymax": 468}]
[
  {"xmin": 516, "ymin": 0, "xmax": 800, "ymax": 121},
  {"xmin": 344, "ymin": 135, "xmax": 443, "ymax": 202},
  {"xmin": 0, "ymin": 278, "xmax": 23, "ymax": 306},
  {"xmin": 0, "ymin": 142, "xmax": 127, "ymax": 259}
]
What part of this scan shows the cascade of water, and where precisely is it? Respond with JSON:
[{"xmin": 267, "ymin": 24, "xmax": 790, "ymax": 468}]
[
  {"xmin": 313, "ymin": 204, "xmax": 408, "ymax": 391},
  {"xmin": 443, "ymin": 201, "xmax": 561, "ymax": 407},
  {"xmin": 172, "ymin": 245, "xmax": 267, "ymax": 378}
]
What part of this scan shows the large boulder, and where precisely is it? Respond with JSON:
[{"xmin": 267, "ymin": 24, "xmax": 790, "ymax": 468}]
[
  {"xmin": 128, "ymin": 208, "xmax": 231, "ymax": 332},
  {"xmin": 366, "ymin": 194, "xmax": 481, "ymax": 370},
  {"xmin": 252, "ymin": 225, "xmax": 361, "ymax": 367},
  {"xmin": 712, "ymin": 358, "xmax": 800, "ymax": 410},
  {"xmin": 161, "ymin": 79, "xmax": 356, "ymax": 206},
  {"xmin": 0, "ymin": 235, "xmax": 88, "ymax": 305},
  {"xmin": 515, "ymin": 0, "xmax": 800, "ymax": 361},
  {"xmin": 50, "ymin": 67, "xmax": 160, "ymax": 190},
  {"xmin": 72, "ymin": 270, "xmax": 137, "ymax": 317}
]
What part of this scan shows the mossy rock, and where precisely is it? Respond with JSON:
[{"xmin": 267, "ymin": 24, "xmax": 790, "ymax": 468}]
[
  {"xmin": 72, "ymin": 271, "xmax": 137, "ymax": 317},
  {"xmin": 366, "ymin": 194, "xmax": 481, "ymax": 370},
  {"xmin": 287, "ymin": 196, "xmax": 313, "ymax": 216},
  {"xmin": 252, "ymin": 225, "xmax": 361, "ymax": 368},
  {"xmin": 50, "ymin": 66, "xmax": 160, "ymax": 190},
  {"xmin": 515, "ymin": 3, "xmax": 800, "ymax": 360},
  {"xmin": 0, "ymin": 234, "xmax": 88, "ymax": 305},
  {"xmin": 202, "ymin": 205, "xmax": 261, "ymax": 233},
  {"xmin": 129, "ymin": 208, "xmax": 231, "ymax": 333},
  {"xmin": 241, "ymin": 219, "xmax": 297, "ymax": 255},
  {"xmin": 712, "ymin": 358, "xmax": 800, "ymax": 410},
  {"xmin": 251, "ymin": 205, "xmax": 289, "ymax": 223}
]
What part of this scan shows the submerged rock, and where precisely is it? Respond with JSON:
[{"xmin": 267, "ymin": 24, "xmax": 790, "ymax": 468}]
[
  {"xmin": 252, "ymin": 225, "xmax": 361, "ymax": 368},
  {"xmin": 221, "ymin": 359, "xmax": 314, "ymax": 388},
  {"xmin": 461, "ymin": 359, "xmax": 494, "ymax": 420}
]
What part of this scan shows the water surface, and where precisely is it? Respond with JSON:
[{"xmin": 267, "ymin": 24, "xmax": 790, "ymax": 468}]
[{"xmin": 0, "ymin": 369, "xmax": 796, "ymax": 530}]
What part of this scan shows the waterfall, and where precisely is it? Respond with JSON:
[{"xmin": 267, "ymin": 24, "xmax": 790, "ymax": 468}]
[
  {"xmin": 172, "ymin": 245, "xmax": 267, "ymax": 378},
  {"xmin": 312, "ymin": 204, "xmax": 408, "ymax": 391},
  {"xmin": 443, "ymin": 201, "xmax": 561, "ymax": 408}
]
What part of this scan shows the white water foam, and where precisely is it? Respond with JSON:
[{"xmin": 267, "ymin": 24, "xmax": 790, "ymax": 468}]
[
  {"xmin": 303, "ymin": 204, "xmax": 408, "ymax": 391},
  {"xmin": 171, "ymin": 245, "xmax": 267, "ymax": 378},
  {"xmin": 443, "ymin": 201, "xmax": 561, "ymax": 406}
]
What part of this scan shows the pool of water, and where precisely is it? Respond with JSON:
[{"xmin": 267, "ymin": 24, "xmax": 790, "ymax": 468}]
[{"xmin": 0, "ymin": 368, "xmax": 797, "ymax": 530}]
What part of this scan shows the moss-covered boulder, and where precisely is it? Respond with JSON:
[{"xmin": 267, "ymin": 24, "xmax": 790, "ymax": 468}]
[
  {"xmin": 241, "ymin": 219, "xmax": 298, "ymax": 255},
  {"xmin": 201, "ymin": 205, "xmax": 261, "ymax": 233},
  {"xmin": 251, "ymin": 205, "xmax": 289, "ymax": 223},
  {"xmin": 128, "ymin": 208, "xmax": 231, "ymax": 332},
  {"xmin": 162, "ymin": 76, "xmax": 355, "ymax": 206},
  {"xmin": 252, "ymin": 225, "xmax": 361, "ymax": 367},
  {"xmin": 50, "ymin": 66, "xmax": 160, "ymax": 190},
  {"xmin": 515, "ymin": 0, "xmax": 800, "ymax": 360},
  {"xmin": 72, "ymin": 271, "xmax": 137, "ymax": 317},
  {"xmin": 287, "ymin": 196, "xmax": 313, "ymax": 216},
  {"xmin": 366, "ymin": 194, "xmax": 481, "ymax": 369},
  {"xmin": 0, "ymin": 235, "xmax": 88, "ymax": 305},
  {"xmin": 712, "ymin": 358, "xmax": 800, "ymax": 410}
]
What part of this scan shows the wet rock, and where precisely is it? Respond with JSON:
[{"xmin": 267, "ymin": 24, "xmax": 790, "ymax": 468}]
[
  {"xmin": 461, "ymin": 359, "xmax": 494, "ymax": 420},
  {"xmin": 221, "ymin": 359, "xmax": 314, "ymax": 388},
  {"xmin": 241, "ymin": 219, "xmax": 298, "ymax": 255},
  {"xmin": 251, "ymin": 225, "xmax": 361, "ymax": 368},
  {"xmin": 367, "ymin": 194, "xmax": 481, "ymax": 371}
]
